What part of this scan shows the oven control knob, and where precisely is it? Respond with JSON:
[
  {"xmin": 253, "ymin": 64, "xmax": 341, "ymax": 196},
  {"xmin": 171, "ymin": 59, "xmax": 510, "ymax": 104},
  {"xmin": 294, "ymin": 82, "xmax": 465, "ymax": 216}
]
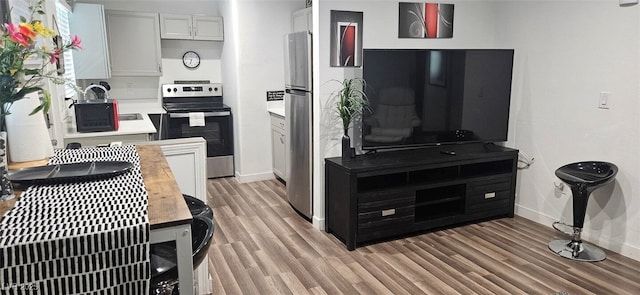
[
  {"xmin": 166, "ymin": 88, "xmax": 172, "ymax": 92},
  {"xmin": 173, "ymin": 88, "xmax": 178, "ymax": 92},
  {"xmin": 213, "ymin": 87, "xmax": 219, "ymax": 92},
  {"xmin": 209, "ymin": 87, "xmax": 213, "ymax": 92}
]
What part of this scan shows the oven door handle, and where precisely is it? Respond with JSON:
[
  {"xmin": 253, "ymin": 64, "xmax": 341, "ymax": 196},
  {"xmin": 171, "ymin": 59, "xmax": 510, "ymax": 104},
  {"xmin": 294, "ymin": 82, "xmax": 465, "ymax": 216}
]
[{"xmin": 168, "ymin": 111, "xmax": 231, "ymax": 118}]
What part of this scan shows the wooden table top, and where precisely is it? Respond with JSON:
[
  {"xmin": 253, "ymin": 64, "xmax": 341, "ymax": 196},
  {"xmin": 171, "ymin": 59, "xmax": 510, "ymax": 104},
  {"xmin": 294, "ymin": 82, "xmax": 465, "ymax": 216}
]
[
  {"xmin": 138, "ymin": 145, "xmax": 192, "ymax": 228},
  {"xmin": 0, "ymin": 145, "xmax": 192, "ymax": 229}
]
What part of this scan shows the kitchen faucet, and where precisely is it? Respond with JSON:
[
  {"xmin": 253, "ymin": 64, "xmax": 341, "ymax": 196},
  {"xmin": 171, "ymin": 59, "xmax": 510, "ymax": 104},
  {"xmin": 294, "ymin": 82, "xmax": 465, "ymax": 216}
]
[{"xmin": 83, "ymin": 84, "xmax": 110, "ymax": 101}]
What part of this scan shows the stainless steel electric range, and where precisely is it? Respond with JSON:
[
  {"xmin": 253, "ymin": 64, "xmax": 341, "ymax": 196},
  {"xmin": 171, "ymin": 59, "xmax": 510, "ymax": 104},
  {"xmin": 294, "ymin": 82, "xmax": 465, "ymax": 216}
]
[{"xmin": 162, "ymin": 82, "xmax": 234, "ymax": 178}]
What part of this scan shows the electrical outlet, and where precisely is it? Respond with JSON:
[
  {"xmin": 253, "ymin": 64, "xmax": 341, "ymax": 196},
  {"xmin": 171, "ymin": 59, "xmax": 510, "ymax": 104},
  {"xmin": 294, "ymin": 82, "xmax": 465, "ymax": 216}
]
[{"xmin": 126, "ymin": 82, "xmax": 134, "ymax": 96}]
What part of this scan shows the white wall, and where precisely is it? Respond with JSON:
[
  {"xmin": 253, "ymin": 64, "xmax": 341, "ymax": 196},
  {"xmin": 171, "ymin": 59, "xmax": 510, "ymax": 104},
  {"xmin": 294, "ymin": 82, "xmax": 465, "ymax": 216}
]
[
  {"xmin": 219, "ymin": 0, "xmax": 303, "ymax": 182},
  {"xmin": 494, "ymin": 1, "xmax": 640, "ymax": 260},
  {"xmin": 317, "ymin": 0, "xmax": 640, "ymax": 261}
]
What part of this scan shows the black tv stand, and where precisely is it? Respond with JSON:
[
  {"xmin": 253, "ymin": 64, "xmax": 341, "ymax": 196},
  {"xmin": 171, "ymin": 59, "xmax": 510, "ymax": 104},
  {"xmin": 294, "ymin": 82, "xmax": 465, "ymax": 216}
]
[
  {"xmin": 325, "ymin": 143, "xmax": 518, "ymax": 250},
  {"xmin": 483, "ymin": 142, "xmax": 502, "ymax": 152}
]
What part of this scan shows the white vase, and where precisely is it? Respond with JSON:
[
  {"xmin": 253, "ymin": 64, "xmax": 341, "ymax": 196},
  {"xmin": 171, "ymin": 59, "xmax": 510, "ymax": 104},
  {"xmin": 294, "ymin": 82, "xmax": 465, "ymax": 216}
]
[
  {"xmin": 5, "ymin": 92, "xmax": 54, "ymax": 163},
  {"xmin": 0, "ymin": 131, "xmax": 15, "ymax": 201}
]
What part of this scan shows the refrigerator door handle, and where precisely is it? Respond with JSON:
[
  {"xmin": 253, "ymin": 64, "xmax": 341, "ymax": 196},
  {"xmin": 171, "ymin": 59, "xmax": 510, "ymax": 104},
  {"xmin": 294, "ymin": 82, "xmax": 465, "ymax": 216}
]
[{"xmin": 286, "ymin": 88, "xmax": 308, "ymax": 96}]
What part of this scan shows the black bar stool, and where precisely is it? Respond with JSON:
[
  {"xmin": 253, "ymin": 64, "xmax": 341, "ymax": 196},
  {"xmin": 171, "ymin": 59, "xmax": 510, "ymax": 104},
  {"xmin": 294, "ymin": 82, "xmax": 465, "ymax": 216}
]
[
  {"xmin": 549, "ymin": 161, "xmax": 618, "ymax": 262},
  {"xmin": 150, "ymin": 195, "xmax": 215, "ymax": 294}
]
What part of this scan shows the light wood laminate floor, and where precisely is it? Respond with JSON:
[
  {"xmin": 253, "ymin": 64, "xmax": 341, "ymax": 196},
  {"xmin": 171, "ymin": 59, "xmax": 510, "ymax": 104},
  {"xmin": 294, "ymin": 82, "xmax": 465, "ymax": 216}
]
[{"xmin": 206, "ymin": 177, "xmax": 640, "ymax": 294}]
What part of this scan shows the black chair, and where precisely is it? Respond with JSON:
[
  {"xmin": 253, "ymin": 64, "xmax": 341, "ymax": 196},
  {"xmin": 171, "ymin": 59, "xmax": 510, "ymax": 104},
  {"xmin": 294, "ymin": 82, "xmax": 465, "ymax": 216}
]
[
  {"xmin": 549, "ymin": 161, "xmax": 618, "ymax": 261},
  {"xmin": 150, "ymin": 195, "xmax": 214, "ymax": 294},
  {"xmin": 183, "ymin": 194, "xmax": 213, "ymax": 220}
]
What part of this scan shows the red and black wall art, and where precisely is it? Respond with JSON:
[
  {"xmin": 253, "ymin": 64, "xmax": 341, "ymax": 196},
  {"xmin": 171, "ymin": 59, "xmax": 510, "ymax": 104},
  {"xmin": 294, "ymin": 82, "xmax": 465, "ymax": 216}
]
[
  {"xmin": 330, "ymin": 10, "xmax": 363, "ymax": 67},
  {"xmin": 398, "ymin": 2, "xmax": 454, "ymax": 39}
]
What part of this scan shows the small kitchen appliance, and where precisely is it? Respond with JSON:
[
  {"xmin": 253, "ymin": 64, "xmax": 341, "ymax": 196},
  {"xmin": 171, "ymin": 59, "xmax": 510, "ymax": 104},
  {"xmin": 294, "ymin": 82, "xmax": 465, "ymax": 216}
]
[{"xmin": 74, "ymin": 99, "xmax": 119, "ymax": 132}]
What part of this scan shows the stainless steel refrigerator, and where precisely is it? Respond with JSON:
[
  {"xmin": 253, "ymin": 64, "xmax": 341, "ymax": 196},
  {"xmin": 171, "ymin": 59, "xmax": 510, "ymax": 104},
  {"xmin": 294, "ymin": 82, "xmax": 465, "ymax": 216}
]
[{"xmin": 284, "ymin": 31, "xmax": 312, "ymax": 219}]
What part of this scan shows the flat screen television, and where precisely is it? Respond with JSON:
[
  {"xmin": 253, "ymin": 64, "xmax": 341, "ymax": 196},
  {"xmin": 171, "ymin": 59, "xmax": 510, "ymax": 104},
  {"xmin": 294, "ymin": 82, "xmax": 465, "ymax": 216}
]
[{"xmin": 361, "ymin": 49, "xmax": 514, "ymax": 150}]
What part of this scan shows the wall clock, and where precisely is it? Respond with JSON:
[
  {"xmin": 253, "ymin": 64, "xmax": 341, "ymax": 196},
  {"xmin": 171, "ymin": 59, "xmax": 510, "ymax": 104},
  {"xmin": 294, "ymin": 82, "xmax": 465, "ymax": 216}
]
[{"xmin": 182, "ymin": 51, "xmax": 201, "ymax": 69}]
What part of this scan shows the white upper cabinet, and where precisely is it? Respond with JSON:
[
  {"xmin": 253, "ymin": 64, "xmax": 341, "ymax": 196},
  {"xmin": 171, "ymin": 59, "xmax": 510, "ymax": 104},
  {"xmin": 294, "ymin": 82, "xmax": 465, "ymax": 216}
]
[
  {"xmin": 292, "ymin": 7, "xmax": 312, "ymax": 33},
  {"xmin": 69, "ymin": 3, "xmax": 110, "ymax": 79},
  {"xmin": 159, "ymin": 14, "xmax": 191, "ymax": 39},
  {"xmin": 192, "ymin": 16, "xmax": 224, "ymax": 40},
  {"xmin": 105, "ymin": 10, "xmax": 162, "ymax": 76},
  {"xmin": 160, "ymin": 14, "xmax": 224, "ymax": 41}
]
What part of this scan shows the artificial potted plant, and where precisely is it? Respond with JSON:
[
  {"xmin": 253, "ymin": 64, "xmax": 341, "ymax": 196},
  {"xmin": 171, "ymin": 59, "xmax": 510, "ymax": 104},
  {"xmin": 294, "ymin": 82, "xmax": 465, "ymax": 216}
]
[{"xmin": 334, "ymin": 77, "xmax": 369, "ymax": 161}]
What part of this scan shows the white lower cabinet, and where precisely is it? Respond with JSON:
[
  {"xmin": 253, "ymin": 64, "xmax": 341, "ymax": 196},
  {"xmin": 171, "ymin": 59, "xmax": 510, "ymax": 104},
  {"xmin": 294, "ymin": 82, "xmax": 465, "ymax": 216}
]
[
  {"xmin": 139, "ymin": 137, "xmax": 210, "ymax": 295},
  {"xmin": 270, "ymin": 113, "xmax": 286, "ymax": 181}
]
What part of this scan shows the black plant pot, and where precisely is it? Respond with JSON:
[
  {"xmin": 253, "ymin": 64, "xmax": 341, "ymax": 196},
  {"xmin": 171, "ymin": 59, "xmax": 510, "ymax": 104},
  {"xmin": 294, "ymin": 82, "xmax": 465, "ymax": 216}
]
[{"xmin": 342, "ymin": 134, "xmax": 353, "ymax": 161}]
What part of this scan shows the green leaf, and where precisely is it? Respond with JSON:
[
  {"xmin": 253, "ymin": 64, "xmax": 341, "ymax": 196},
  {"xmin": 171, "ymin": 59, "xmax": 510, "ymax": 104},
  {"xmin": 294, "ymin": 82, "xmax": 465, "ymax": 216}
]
[
  {"xmin": 28, "ymin": 91, "xmax": 50, "ymax": 116},
  {"xmin": 332, "ymin": 77, "xmax": 370, "ymax": 133}
]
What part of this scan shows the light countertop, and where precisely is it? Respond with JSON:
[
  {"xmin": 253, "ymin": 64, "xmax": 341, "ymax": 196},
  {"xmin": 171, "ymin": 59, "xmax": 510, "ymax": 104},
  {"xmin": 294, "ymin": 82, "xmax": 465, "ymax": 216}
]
[
  {"xmin": 267, "ymin": 100, "xmax": 285, "ymax": 117},
  {"xmin": 64, "ymin": 113, "xmax": 157, "ymax": 139},
  {"xmin": 117, "ymin": 101, "xmax": 166, "ymax": 114}
]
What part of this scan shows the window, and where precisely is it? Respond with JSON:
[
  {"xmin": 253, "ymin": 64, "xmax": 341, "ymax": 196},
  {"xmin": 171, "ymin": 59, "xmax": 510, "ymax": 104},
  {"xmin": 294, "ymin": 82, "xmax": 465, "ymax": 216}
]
[{"xmin": 55, "ymin": 0, "xmax": 77, "ymax": 99}]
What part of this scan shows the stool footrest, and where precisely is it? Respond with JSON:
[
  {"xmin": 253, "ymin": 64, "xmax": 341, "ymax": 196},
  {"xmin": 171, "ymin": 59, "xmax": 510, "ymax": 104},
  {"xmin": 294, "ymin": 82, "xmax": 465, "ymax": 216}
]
[{"xmin": 552, "ymin": 221, "xmax": 574, "ymax": 236}]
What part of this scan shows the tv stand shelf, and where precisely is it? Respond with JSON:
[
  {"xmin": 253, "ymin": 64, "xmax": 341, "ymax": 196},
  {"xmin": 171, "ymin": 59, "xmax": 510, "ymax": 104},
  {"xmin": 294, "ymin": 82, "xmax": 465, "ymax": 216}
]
[{"xmin": 325, "ymin": 144, "xmax": 518, "ymax": 250}]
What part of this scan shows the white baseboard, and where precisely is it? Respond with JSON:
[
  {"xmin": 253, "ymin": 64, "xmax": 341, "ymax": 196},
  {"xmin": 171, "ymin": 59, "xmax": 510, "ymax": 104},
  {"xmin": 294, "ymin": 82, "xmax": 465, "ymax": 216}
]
[
  {"xmin": 515, "ymin": 204, "xmax": 557, "ymax": 227},
  {"xmin": 235, "ymin": 171, "xmax": 276, "ymax": 183},
  {"xmin": 312, "ymin": 216, "xmax": 325, "ymax": 230},
  {"xmin": 515, "ymin": 204, "xmax": 640, "ymax": 261}
]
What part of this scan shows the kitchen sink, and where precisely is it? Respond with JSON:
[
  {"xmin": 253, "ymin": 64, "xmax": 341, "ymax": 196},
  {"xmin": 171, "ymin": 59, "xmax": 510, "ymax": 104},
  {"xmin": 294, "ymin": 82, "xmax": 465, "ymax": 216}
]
[{"xmin": 119, "ymin": 113, "xmax": 143, "ymax": 121}]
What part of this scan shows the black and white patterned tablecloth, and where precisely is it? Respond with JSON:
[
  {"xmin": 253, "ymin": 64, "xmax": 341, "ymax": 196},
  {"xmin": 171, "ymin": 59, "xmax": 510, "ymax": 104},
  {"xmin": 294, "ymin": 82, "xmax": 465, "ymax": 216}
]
[{"xmin": 0, "ymin": 146, "xmax": 149, "ymax": 294}]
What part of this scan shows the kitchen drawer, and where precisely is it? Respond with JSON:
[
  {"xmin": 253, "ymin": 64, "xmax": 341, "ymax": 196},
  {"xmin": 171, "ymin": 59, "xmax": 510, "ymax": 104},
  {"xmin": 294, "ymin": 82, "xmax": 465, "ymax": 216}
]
[{"xmin": 270, "ymin": 114, "xmax": 285, "ymax": 131}]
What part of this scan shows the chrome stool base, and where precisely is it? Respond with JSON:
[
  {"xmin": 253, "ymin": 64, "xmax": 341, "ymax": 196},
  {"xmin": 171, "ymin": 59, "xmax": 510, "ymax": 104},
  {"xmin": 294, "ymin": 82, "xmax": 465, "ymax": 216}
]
[{"xmin": 548, "ymin": 239, "xmax": 606, "ymax": 262}]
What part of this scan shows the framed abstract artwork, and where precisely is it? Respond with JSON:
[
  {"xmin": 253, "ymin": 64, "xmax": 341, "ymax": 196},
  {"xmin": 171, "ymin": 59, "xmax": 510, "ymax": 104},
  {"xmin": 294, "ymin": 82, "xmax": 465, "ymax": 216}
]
[
  {"xmin": 330, "ymin": 10, "xmax": 363, "ymax": 67},
  {"xmin": 398, "ymin": 2, "xmax": 454, "ymax": 38}
]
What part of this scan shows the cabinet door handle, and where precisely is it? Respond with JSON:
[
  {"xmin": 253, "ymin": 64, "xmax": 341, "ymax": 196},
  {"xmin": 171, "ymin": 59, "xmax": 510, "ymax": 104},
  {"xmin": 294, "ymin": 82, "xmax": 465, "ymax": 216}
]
[
  {"xmin": 381, "ymin": 209, "xmax": 396, "ymax": 216},
  {"xmin": 280, "ymin": 136, "xmax": 284, "ymax": 144},
  {"xmin": 484, "ymin": 192, "xmax": 496, "ymax": 199}
]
